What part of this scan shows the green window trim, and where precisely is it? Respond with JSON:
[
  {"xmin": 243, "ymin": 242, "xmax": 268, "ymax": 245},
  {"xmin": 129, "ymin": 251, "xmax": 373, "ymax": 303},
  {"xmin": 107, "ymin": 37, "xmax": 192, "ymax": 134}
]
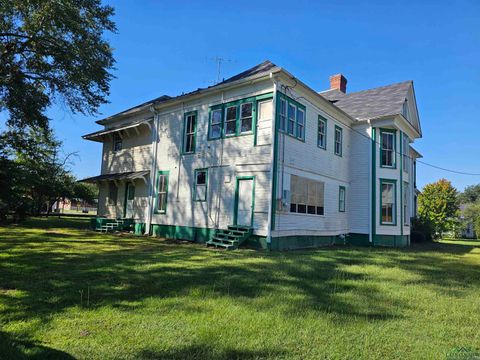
[
  {"xmin": 277, "ymin": 92, "xmax": 306, "ymax": 142},
  {"xmin": 339, "ymin": 186, "xmax": 346, "ymax": 212},
  {"xmin": 334, "ymin": 125, "xmax": 343, "ymax": 156},
  {"xmin": 317, "ymin": 115, "xmax": 327, "ymax": 150},
  {"xmin": 182, "ymin": 110, "xmax": 197, "ymax": 155},
  {"xmin": 193, "ymin": 168, "xmax": 208, "ymax": 202},
  {"xmin": 207, "ymin": 93, "xmax": 273, "ymax": 142},
  {"xmin": 154, "ymin": 170, "xmax": 169, "ymax": 214},
  {"xmin": 379, "ymin": 178, "xmax": 397, "ymax": 226},
  {"xmin": 379, "ymin": 128, "xmax": 397, "ymax": 169}
]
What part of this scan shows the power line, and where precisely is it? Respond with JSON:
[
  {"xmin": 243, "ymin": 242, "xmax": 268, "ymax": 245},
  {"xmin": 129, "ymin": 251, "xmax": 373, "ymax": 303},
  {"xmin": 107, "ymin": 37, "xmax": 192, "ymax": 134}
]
[{"xmin": 281, "ymin": 85, "xmax": 480, "ymax": 177}]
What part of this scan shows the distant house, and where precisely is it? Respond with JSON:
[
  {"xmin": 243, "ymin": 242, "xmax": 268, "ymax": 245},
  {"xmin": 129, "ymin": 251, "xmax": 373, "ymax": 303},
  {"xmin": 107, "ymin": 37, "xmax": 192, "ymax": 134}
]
[
  {"xmin": 459, "ymin": 204, "xmax": 476, "ymax": 238},
  {"xmin": 81, "ymin": 60, "xmax": 422, "ymax": 249}
]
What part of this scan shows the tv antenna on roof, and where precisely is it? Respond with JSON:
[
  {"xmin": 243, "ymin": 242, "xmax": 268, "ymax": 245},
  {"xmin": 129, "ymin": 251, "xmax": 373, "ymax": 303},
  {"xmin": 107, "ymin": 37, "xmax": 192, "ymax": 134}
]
[{"xmin": 209, "ymin": 56, "xmax": 232, "ymax": 84}]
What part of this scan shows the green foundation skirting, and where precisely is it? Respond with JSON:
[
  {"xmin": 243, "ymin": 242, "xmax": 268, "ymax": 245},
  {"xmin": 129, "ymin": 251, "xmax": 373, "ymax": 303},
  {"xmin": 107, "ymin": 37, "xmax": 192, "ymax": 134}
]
[{"xmin": 148, "ymin": 223, "xmax": 411, "ymax": 250}]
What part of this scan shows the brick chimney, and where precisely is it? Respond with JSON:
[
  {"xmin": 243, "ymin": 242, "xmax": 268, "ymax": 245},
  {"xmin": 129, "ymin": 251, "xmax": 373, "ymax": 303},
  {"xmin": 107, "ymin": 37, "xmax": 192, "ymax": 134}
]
[{"xmin": 329, "ymin": 74, "xmax": 347, "ymax": 93}]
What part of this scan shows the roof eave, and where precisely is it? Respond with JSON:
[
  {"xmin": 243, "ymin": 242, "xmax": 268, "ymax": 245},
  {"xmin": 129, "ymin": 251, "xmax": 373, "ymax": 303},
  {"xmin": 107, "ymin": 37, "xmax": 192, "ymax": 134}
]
[{"xmin": 96, "ymin": 66, "xmax": 283, "ymax": 125}]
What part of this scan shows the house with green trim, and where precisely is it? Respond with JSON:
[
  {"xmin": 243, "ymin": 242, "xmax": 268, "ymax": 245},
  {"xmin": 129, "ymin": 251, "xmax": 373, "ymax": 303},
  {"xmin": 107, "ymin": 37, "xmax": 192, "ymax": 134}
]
[{"xmin": 81, "ymin": 60, "xmax": 422, "ymax": 249}]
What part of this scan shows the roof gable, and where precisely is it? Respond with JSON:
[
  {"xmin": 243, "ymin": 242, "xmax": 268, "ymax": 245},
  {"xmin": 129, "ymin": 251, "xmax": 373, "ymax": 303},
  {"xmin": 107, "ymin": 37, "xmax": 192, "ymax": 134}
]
[{"xmin": 320, "ymin": 81, "xmax": 413, "ymax": 121}]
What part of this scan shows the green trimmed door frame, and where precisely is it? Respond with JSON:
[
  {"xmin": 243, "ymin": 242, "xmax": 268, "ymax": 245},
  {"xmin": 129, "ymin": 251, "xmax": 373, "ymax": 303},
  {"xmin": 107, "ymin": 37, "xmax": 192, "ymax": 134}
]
[{"xmin": 233, "ymin": 176, "xmax": 256, "ymax": 227}]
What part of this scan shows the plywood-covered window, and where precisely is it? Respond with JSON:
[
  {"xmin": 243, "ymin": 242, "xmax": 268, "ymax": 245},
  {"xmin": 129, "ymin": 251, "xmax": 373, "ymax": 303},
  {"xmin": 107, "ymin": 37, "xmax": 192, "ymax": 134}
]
[{"xmin": 290, "ymin": 175, "xmax": 324, "ymax": 216}]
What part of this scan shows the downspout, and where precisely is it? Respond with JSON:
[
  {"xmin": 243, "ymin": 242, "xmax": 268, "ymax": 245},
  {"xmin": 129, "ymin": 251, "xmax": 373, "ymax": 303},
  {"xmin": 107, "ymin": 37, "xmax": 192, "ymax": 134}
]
[
  {"xmin": 266, "ymin": 74, "xmax": 278, "ymax": 248},
  {"xmin": 370, "ymin": 124, "xmax": 376, "ymax": 244},
  {"xmin": 145, "ymin": 105, "xmax": 160, "ymax": 235}
]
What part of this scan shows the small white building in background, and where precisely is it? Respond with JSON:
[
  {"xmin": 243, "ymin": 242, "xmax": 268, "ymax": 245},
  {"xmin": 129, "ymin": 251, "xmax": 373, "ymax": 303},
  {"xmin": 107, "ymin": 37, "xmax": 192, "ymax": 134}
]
[{"xmin": 82, "ymin": 61, "xmax": 422, "ymax": 250}]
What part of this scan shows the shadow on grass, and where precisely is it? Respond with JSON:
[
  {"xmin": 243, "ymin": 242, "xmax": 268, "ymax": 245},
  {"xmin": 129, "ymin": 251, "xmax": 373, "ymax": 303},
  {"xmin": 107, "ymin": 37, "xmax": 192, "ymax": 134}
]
[
  {"xmin": 0, "ymin": 331, "xmax": 74, "ymax": 359},
  {"xmin": 138, "ymin": 344, "xmax": 286, "ymax": 360},
  {"xmin": 1, "ymin": 220, "xmax": 480, "ymax": 357}
]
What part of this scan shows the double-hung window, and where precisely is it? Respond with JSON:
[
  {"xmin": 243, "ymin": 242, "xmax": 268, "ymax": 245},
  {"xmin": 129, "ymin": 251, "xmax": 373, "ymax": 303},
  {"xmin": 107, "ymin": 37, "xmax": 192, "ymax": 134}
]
[
  {"xmin": 183, "ymin": 112, "xmax": 196, "ymax": 154},
  {"xmin": 225, "ymin": 105, "xmax": 237, "ymax": 136},
  {"xmin": 287, "ymin": 103, "xmax": 296, "ymax": 136},
  {"xmin": 240, "ymin": 102, "xmax": 253, "ymax": 133},
  {"xmin": 403, "ymin": 181, "xmax": 409, "ymax": 225},
  {"xmin": 339, "ymin": 186, "xmax": 346, "ymax": 212},
  {"xmin": 317, "ymin": 116, "xmax": 327, "ymax": 149},
  {"xmin": 156, "ymin": 171, "xmax": 169, "ymax": 214},
  {"xmin": 209, "ymin": 108, "xmax": 222, "ymax": 139},
  {"xmin": 113, "ymin": 133, "xmax": 122, "ymax": 152},
  {"xmin": 381, "ymin": 179, "xmax": 396, "ymax": 225},
  {"xmin": 334, "ymin": 126, "xmax": 343, "ymax": 156},
  {"xmin": 381, "ymin": 130, "xmax": 395, "ymax": 167},
  {"xmin": 194, "ymin": 169, "xmax": 208, "ymax": 202},
  {"xmin": 296, "ymin": 108, "xmax": 305, "ymax": 139},
  {"xmin": 403, "ymin": 134, "xmax": 409, "ymax": 172},
  {"xmin": 279, "ymin": 98, "xmax": 287, "ymax": 131}
]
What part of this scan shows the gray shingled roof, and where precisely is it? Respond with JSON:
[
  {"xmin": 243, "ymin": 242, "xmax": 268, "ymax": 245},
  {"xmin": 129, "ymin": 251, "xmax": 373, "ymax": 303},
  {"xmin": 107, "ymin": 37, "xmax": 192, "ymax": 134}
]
[
  {"xmin": 99, "ymin": 61, "xmax": 277, "ymax": 123},
  {"xmin": 320, "ymin": 80, "xmax": 412, "ymax": 121}
]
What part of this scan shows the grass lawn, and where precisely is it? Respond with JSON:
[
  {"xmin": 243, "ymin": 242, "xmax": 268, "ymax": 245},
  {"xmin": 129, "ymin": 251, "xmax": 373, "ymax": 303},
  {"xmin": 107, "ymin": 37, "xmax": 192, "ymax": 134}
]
[{"xmin": 0, "ymin": 218, "xmax": 479, "ymax": 359}]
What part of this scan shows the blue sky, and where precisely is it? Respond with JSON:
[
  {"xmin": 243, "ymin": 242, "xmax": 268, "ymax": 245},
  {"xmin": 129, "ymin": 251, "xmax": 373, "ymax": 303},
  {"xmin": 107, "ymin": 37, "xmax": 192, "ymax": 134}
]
[{"xmin": 46, "ymin": 0, "xmax": 479, "ymax": 190}]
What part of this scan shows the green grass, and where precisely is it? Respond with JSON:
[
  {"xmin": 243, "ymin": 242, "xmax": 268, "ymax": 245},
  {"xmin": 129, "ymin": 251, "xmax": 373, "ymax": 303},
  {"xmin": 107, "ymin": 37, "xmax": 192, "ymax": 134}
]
[{"xmin": 1, "ymin": 217, "xmax": 479, "ymax": 359}]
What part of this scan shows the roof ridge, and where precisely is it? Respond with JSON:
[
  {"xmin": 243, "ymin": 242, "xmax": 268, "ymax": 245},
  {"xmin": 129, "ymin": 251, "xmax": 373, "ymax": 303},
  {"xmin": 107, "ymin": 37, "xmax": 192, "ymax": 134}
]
[{"xmin": 345, "ymin": 80, "xmax": 412, "ymax": 96}]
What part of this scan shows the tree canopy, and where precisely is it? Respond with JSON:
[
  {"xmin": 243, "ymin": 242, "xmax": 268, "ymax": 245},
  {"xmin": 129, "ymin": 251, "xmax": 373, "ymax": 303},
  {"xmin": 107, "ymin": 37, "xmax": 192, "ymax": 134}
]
[
  {"xmin": 418, "ymin": 179, "xmax": 459, "ymax": 239},
  {"xmin": 0, "ymin": 0, "xmax": 116, "ymax": 131}
]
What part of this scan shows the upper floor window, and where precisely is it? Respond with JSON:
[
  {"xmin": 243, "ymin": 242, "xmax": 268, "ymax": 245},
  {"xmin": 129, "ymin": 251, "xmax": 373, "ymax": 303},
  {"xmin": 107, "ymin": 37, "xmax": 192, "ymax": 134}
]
[
  {"xmin": 380, "ymin": 179, "xmax": 396, "ymax": 225},
  {"xmin": 317, "ymin": 116, "xmax": 327, "ymax": 149},
  {"xmin": 380, "ymin": 130, "xmax": 395, "ymax": 168},
  {"xmin": 403, "ymin": 134, "xmax": 410, "ymax": 172},
  {"xmin": 240, "ymin": 102, "xmax": 253, "ymax": 133},
  {"xmin": 183, "ymin": 111, "xmax": 197, "ymax": 154},
  {"xmin": 113, "ymin": 133, "xmax": 122, "ymax": 152},
  {"xmin": 225, "ymin": 105, "xmax": 237, "ymax": 136},
  {"xmin": 296, "ymin": 108, "xmax": 305, "ymax": 139},
  {"xmin": 290, "ymin": 175, "xmax": 324, "ymax": 216},
  {"xmin": 278, "ymin": 94, "xmax": 306, "ymax": 141},
  {"xmin": 194, "ymin": 169, "xmax": 208, "ymax": 202},
  {"xmin": 279, "ymin": 98, "xmax": 287, "ymax": 131},
  {"xmin": 156, "ymin": 171, "xmax": 169, "ymax": 214},
  {"xmin": 287, "ymin": 103, "xmax": 296, "ymax": 136},
  {"xmin": 209, "ymin": 108, "xmax": 222, "ymax": 139},
  {"xmin": 334, "ymin": 125, "xmax": 343, "ymax": 156},
  {"xmin": 339, "ymin": 186, "xmax": 346, "ymax": 212}
]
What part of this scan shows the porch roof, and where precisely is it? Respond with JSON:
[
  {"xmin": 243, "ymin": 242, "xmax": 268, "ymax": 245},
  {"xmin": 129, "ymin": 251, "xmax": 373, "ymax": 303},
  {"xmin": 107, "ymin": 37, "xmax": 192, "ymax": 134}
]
[
  {"xmin": 82, "ymin": 119, "xmax": 152, "ymax": 142},
  {"xmin": 79, "ymin": 170, "xmax": 150, "ymax": 183}
]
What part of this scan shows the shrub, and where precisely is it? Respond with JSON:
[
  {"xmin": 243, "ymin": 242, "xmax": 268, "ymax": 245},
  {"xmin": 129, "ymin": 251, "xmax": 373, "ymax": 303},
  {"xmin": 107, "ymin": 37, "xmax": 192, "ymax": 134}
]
[{"xmin": 411, "ymin": 216, "xmax": 433, "ymax": 243}]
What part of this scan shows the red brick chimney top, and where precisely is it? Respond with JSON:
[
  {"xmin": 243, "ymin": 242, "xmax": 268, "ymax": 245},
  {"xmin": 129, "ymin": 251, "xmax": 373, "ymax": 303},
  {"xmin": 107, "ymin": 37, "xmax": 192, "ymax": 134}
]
[{"xmin": 329, "ymin": 74, "xmax": 347, "ymax": 93}]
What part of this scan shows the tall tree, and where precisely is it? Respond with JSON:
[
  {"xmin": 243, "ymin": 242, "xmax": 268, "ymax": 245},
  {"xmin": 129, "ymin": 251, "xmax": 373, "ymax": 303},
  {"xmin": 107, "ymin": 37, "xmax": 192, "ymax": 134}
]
[
  {"xmin": 418, "ymin": 179, "xmax": 459, "ymax": 239},
  {"xmin": 0, "ymin": 0, "xmax": 116, "ymax": 131},
  {"xmin": 458, "ymin": 184, "xmax": 480, "ymax": 204}
]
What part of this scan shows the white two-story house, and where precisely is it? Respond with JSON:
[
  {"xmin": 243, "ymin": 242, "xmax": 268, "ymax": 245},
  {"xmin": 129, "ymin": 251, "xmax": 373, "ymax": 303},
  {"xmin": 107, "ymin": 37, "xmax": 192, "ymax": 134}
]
[{"xmin": 82, "ymin": 60, "xmax": 422, "ymax": 250}]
